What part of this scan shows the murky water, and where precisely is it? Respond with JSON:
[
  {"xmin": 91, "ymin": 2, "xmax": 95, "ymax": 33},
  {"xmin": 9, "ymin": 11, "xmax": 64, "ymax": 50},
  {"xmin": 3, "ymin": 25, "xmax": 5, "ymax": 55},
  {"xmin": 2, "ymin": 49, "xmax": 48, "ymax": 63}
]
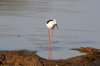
[{"xmin": 0, "ymin": 0, "xmax": 100, "ymax": 59}]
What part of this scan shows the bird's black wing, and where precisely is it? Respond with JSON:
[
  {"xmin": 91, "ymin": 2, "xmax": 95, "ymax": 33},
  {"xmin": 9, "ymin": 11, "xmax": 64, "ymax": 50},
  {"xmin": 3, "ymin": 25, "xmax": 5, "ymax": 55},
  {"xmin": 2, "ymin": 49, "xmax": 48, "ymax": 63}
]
[{"xmin": 47, "ymin": 20, "xmax": 53, "ymax": 24}]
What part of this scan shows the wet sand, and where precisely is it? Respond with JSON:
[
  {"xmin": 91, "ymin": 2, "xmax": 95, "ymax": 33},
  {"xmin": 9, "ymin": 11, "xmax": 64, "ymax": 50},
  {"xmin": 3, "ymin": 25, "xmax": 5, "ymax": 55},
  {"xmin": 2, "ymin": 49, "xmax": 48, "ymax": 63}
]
[{"xmin": 0, "ymin": 47, "xmax": 100, "ymax": 66}]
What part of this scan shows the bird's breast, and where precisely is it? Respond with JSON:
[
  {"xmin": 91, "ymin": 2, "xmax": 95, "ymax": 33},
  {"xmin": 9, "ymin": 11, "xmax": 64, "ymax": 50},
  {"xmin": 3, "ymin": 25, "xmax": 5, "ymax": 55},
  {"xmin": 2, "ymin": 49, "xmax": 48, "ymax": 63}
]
[{"xmin": 46, "ymin": 23, "xmax": 55, "ymax": 29}]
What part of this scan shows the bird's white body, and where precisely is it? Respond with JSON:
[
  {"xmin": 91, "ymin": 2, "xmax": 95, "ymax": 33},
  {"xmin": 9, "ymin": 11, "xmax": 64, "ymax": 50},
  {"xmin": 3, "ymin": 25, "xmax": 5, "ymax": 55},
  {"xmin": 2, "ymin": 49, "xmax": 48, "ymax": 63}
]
[
  {"xmin": 46, "ymin": 21, "xmax": 55, "ymax": 29},
  {"xmin": 46, "ymin": 19, "xmax": 58, "ymax": 30}
]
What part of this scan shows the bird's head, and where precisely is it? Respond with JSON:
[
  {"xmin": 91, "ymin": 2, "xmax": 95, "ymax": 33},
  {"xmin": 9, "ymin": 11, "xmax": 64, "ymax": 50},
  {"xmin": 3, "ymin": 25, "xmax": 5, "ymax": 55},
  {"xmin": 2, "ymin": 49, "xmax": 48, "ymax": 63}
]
[
  {"xmin": 53, "ymin": 18, "xmax": 58, "ymax": 29},
  {"xmin": 53, "ymin": 18, "xmax": 57, "ymax": 24}
]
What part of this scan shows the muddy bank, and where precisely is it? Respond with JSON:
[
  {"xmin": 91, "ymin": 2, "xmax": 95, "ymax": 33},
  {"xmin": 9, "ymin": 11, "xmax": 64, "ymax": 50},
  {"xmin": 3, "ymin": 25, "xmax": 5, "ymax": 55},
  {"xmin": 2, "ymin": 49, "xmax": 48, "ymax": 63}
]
[{"xmin": 0, "ymin": 47, "xmax": 100, "ymax": 66}]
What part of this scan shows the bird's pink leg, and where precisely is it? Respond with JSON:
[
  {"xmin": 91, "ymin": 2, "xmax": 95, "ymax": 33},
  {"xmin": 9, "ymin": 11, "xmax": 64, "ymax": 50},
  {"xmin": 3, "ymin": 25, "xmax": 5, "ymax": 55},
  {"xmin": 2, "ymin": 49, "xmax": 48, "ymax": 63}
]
[
  {"xmin": 48, "ymin": 30, "xmax": 52, "ymax": 49},
  {"xmin": 48, "ymin": 30, "xmax": 53, "ymax": 60},
  {"xmin": 51, "ymin": 30, "xmax": 54, "ymax": 40}
]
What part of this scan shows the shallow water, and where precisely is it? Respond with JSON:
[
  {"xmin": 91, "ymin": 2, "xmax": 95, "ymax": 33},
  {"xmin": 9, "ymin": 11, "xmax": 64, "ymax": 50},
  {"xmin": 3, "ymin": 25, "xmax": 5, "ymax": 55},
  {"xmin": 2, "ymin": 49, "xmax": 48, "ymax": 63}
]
[{"xmin": 0, "ymin": 0, "xmax": 100, "ymax": 59}]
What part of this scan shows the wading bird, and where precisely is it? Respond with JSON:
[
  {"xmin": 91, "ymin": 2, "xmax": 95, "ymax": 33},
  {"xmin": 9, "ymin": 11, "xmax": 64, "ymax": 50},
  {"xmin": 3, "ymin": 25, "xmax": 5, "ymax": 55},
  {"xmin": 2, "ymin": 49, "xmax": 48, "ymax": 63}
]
[{"xmin": 46, "ymin": 18, "xmax": 58, "ymax": 49}]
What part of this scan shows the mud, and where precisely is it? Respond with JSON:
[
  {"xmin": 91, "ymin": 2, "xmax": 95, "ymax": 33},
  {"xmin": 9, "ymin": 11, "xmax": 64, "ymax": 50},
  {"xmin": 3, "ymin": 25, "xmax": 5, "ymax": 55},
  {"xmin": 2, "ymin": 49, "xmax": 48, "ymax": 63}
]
[{"xmin": 0, "ymin": 47, "xmax": 100, "ymax": 66}]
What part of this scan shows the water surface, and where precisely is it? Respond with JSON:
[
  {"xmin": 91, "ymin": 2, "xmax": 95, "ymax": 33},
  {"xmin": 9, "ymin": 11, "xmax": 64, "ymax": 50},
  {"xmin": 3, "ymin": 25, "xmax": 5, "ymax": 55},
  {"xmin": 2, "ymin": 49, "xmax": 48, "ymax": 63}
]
[{"xmin": 0, "ymin": 0, "xmax": 100, "ymax": 59}]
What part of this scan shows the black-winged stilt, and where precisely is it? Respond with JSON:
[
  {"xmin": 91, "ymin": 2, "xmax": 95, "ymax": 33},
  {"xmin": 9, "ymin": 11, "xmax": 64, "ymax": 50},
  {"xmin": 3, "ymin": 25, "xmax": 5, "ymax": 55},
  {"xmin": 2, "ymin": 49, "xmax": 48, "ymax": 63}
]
[{"xmin": 46, "ymin": 18, "xmax": 58, "ymax": 49}]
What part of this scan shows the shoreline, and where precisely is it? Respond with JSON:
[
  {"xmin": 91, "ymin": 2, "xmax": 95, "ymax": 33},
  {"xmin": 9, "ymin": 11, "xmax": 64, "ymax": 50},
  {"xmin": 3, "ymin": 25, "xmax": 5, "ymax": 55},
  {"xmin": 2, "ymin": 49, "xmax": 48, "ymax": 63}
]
[{"xmin": 0, "ymin": 47, "xmax": 100, "ymax": 66}]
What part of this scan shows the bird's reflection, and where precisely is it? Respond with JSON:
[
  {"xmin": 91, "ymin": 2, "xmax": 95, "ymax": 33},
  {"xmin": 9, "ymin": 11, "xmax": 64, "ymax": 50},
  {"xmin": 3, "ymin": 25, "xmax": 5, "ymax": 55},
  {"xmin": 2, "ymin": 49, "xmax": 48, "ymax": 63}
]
[{"xmin": 48, "ymin": 48, "xmax": 52, "ymax": 60}]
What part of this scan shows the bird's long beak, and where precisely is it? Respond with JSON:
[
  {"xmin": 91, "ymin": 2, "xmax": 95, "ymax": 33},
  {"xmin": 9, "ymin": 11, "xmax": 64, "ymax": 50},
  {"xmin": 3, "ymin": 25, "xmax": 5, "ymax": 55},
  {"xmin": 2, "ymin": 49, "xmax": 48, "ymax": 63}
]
[{"xmin": 56, "ymin": 24, "xmax": 58, "ymax": 29}]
